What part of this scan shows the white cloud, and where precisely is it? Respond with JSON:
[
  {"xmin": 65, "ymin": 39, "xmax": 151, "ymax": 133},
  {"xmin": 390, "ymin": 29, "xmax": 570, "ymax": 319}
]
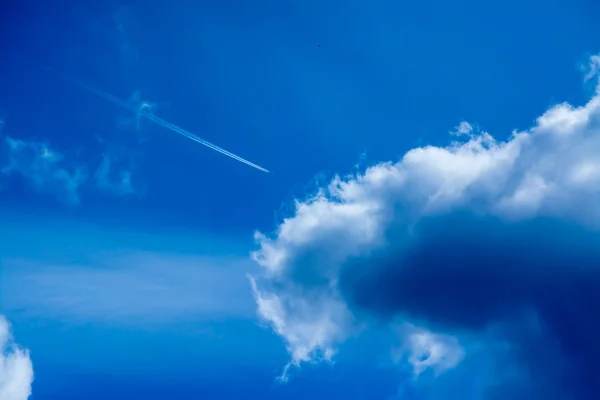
[
  {"xmin": 1, "ymin": 136, "xmax": 88, "ymax": 204},
  {"xmin": 249, "ymin": 276, "xmax": 352, "ymax": 381},
  {"xmin": 0, "ymin": 316, "xmax": 33, "ymax": 400},
  {"xmin": 451, "ymin": 121, "xmax": 474, "ymax": 136},
  {"xmin": 393, "ymin": 324, "xmax": 464, "ymax": 377},
  {"xmin": 249, "ymin": 54, "xmax": 600, "ymax": 378}
]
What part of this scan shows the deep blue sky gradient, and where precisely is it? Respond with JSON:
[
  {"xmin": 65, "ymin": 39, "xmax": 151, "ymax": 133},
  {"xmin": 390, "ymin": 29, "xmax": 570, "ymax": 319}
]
[{"xmin": 2, "ymin": 0, "xmax": 600, "ymax": 399}]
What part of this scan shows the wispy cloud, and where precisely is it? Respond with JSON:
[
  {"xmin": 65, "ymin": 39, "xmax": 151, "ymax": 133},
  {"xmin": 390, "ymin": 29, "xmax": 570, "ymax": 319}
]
[
  {"xmin": 392, "ymin": 324, "xmax": 464, "ymax": 378},
  {"xmin": 0, "ymin": 316, "xmax": 33, "ymax": 400},
  {"xmin": 94, "ymin": 153, "xmax": 136, "ymax": 196},
  {"xmin": 113, "ymin": 5, "xmax": 139, "ymax": 62},
  {"xmin": 1, "ymin": 136, "xmax": 88, "ymax": 204},
  {"xmin": 117, "ymin": 90, "xmax": 158, "ymax": 136},
  {"xmin": 584, "ymin": 54, "xmax": 600, "ymax": 83},
  {"xmin": 0, "ymin": 117, "xmax": 139, "ymax": 203},
  {"xmin": 3, "ymin": 251, "xmax": 256, "ymax": 325}
]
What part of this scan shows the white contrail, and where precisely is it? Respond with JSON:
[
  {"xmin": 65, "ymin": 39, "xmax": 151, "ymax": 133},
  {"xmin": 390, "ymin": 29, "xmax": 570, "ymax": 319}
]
[{"xmin": 49, "ymin": 70, "xmax": 270, "ymax": 173}]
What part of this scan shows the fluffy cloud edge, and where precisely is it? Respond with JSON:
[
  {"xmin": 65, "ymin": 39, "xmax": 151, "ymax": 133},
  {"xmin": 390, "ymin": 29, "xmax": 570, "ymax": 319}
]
[
  {"xmin": 248, "ymin": 53, "xmax": 600, "ymax": 388},
  {"xmin": 0, "ymin": 316, "xmax": 34, "ymax": 400}
]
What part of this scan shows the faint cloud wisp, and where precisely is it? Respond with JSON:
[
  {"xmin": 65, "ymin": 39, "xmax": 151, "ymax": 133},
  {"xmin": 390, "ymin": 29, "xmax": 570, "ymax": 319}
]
[
  {"xmin": 1, "ymin": 135, "xmax": 88, "ymax": 204},
  {"xmin": 94, "ymin": 153, "xmax": 136, "ymax": 196},
  {"xmin": 0, "ymin": 115, "xmax": 138, "ymax": 203},
  {"xmin": 3, "ymin": 252, "xmax": 255, "ymax": 325}
]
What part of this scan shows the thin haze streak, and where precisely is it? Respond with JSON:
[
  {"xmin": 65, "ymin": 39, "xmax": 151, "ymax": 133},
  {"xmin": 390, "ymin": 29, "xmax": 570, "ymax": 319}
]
[{"xmin": 50, "ymin": 70, "xmax": 269, "ymax": 173}]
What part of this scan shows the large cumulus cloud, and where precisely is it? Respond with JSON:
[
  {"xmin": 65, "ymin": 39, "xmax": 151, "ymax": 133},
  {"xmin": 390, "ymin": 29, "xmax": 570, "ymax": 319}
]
[
  {"xmin": 0, "ymin": 316, "xmax": 33, "ymax": 400},
  {"xmin": 250, "ymin": 55, "xmax": 600, "ymax": 397}
]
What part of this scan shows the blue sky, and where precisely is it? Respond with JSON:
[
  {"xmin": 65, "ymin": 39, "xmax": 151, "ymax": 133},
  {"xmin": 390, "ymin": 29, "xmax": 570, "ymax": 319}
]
[{"xmin": 2, "ymin": 0, "xmax": 600, "ymax": 399}]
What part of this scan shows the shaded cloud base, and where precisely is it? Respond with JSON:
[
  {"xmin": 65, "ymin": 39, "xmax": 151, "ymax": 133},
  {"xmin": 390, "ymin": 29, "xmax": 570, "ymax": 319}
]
[{"xmin": 345, "ymin": 215, "xmax": 600, "ymax": 397}]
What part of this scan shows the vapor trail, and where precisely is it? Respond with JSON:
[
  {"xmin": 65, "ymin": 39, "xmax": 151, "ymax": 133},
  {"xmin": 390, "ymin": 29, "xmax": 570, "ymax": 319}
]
[{"xmin": 48, "ymin": 70, "xmax": 270, "ymax": 173}]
